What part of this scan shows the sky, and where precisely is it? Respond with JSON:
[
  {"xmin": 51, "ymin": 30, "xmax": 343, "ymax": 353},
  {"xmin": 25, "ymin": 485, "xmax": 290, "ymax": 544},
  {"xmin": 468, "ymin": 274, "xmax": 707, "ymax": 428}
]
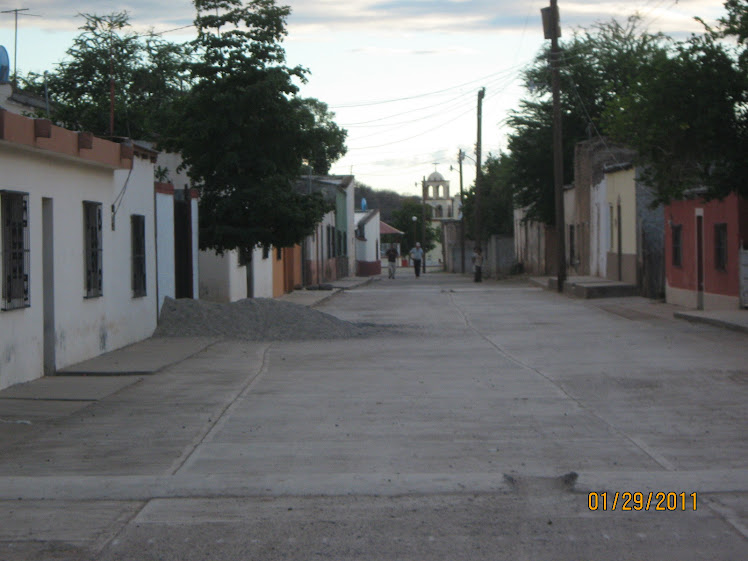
[{"xmin": 0, "ymin": 0, "xmax": 727, "ymax": 197}]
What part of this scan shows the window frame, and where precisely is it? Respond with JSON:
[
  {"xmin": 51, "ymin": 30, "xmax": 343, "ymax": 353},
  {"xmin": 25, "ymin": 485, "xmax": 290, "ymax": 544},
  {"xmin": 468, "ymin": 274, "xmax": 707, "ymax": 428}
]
[
  {"xmin": 714, "ymin": 222, "xmax": 727, "ymax": 271},
  {"xmin": 131, "ymin": 214, "xmax": 146, "ymax": 298},
  {"xmin": 83, "ymin": 201, "xmax": 103, "ymax": 299},
  {"xmin": 1, "ymin": 190, "xmax": 31, "ymax": 311},
  {"xmin": 671, "ymin": 224, "xmax": 682, "ymax": 268}
]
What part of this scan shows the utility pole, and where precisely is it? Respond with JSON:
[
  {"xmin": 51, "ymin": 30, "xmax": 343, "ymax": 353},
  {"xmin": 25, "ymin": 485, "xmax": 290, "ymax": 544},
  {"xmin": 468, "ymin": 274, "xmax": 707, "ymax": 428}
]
[
  {"xmin": 475, "ymin": 87, "xmax": 485, "ymax": 252},
  {"xmin": 458, "ymin": 149, "xmax": 466, "ymax": 273},
  {"xmin": 421, "ymin": 176, "xmax": 427, "ymax": 274},
  {"xmin": 542, "ymin": 0, "xmax": 566, "ymax": 291},
  {"xmin": 1, "ymin": 8, "xmax": 40, "ymax": 87}
]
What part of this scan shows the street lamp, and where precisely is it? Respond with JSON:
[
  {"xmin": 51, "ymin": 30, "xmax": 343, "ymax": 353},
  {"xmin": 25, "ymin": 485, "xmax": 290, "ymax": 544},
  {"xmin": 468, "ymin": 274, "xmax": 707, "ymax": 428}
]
[{"xmin": 411, "ymin": 215, "xmax": 417, "ymax": 251}]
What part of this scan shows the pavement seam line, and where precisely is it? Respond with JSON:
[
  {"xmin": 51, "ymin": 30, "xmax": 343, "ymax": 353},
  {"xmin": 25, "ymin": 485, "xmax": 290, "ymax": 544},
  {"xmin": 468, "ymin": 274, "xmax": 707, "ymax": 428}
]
[
  {"xmin": 169, "ymin": 342, "xmax": 273, "ymax": 476},
  {"xmin": 446, "ymin": 291, "xmax": 675, "ymax": 474}
]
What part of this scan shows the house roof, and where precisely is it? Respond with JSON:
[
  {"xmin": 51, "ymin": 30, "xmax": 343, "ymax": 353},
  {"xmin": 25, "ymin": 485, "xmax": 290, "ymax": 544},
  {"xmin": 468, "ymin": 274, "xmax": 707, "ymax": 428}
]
[
  {"xmin": 0, "ymin": 108, "xmax": 133, "ymax": 170},
  {"xmin": 380, "ymin": 220, "xmax": 404, "ymax": 235},
  {"xmin": 354, "ymin": 209, "xmax": 380, "ymax": 228},
  {"xmin": 294, "ymin": 174, "xmax": 354, "ymax": 199}
]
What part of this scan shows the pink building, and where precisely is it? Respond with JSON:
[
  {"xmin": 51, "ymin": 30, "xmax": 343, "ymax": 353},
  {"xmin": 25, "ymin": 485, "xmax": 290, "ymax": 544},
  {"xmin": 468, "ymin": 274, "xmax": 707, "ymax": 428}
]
[{"xmin": 665, "ymin": 192, "xmax": 748, "ymax": 309}]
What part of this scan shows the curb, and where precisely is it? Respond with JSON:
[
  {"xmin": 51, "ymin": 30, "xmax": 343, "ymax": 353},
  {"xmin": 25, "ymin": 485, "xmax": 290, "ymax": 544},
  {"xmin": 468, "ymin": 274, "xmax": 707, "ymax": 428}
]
[{"xmin": 673, "ymin": 312, "xmax": 748, "ymax": 334}]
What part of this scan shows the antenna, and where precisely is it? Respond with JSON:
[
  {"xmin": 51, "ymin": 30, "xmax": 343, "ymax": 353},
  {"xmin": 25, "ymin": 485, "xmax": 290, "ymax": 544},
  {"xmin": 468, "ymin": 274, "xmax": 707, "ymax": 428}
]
[{"xmin": 0, "ymin": 8, "xmax": 41, "ymax": 85}]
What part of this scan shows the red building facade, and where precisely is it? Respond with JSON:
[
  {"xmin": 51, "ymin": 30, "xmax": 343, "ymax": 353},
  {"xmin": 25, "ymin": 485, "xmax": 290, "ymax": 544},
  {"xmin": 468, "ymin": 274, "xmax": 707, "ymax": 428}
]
[{"xmin": 665, "ymin": 192, "xmax": 748, "ymax": 309}]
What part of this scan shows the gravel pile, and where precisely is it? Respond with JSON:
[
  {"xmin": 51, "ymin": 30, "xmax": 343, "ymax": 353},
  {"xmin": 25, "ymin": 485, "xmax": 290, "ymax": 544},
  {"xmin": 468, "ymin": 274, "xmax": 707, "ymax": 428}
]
[{"xmin": 154, "ymin": 297, "xmax": 376, "ymax": 341}]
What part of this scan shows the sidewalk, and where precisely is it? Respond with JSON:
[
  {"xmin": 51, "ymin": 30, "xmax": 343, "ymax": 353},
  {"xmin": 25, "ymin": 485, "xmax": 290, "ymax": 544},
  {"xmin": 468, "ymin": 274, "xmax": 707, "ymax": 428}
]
[
  {"xmin": 0, "ymin": 276, "xmax": 378, "ymax": 404},
  {"xmin": 277, "ymin": 274, "xmax": 379, "ymax": 307},
  {"xmin": 530, "ymin": 275, "xmax": 748, "ymax": 334}
]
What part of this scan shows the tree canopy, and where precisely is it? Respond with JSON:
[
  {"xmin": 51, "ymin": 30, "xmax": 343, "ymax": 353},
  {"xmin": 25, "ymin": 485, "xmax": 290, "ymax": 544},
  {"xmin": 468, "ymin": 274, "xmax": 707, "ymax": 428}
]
[
  {"xmin": 504, "ymin": 1, "xmax": 747, "ymax": 219},
  {"xmin": 603, "ymin": 3, "xmax": 748, "ymax": 201},
  {"xmin": 23, "ymin": 12, "xmax": 190, "ymax": 140},
  {"xmin": 462, "ymin": 153, "xmax": 514, "ymax": 240},
  {"xmin": 161, "ymin": 0, "xmax": 348, "ymax": 253},
  {"xmin": 506, "ymin": 16, "xmax": 668, "ymax": 224},
  {"xmin": 389, "ymin": 199, "xmax": 439, "ymax": 253}
]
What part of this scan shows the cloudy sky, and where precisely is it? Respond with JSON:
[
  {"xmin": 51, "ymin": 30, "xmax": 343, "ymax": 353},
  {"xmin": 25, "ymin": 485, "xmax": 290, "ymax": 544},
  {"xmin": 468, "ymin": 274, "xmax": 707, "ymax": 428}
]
[{"xmin": 0, "ymin": 0, "xmax": 726, "ymax": 196}]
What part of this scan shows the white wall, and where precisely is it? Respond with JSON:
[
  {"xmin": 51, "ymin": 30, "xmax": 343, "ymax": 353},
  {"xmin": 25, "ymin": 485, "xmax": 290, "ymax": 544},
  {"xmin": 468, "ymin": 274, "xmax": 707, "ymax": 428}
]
[
  {"xmin": 190, "ymin": 197, "xmax": 199, "ymax": 298},
  {"xmin": 346, "ymin": 181, "xmax": 356, "ymax": 274},
  {"xmin": 156, "ymin": 192, "xmax": 175, "ymax": 312},
  {"xmin": 198, "ymin": 250, "xmax": 247, "ymax": 302},
  {"xmin": 590, "ymin": 178, "xmax": 609, "ymax": 278},
  {"xmin": 251, "ymin": 247, "xmax": 274, "ymax": 298},
  {"xmin": 0, "ymin": 146, "xmax": 157, "ymax": 389}
]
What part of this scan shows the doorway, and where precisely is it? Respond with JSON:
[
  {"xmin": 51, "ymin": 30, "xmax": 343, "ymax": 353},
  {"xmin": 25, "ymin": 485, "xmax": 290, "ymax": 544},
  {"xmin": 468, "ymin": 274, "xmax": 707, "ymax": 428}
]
[
  {"xmin": 42, "ymin": 198, "xmax": 55, "ymax": 375},
  {"xmin": 696, "ymin": 214, "xmax": 704, "ymax": 310}
]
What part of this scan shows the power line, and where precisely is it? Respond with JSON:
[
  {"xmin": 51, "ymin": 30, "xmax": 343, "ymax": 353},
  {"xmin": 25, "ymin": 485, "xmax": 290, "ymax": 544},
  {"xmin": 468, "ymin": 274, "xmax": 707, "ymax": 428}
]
[{"xmin": 329, "ymin": 63, "xmax": 528, "ymax": 109}]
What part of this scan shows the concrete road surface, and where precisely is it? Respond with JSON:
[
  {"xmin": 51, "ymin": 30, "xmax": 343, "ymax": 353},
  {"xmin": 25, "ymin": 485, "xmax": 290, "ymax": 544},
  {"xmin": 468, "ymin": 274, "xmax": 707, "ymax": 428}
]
[{"xmin": 0, "ymin": 273, "xmax": 746, "ymax": 560}]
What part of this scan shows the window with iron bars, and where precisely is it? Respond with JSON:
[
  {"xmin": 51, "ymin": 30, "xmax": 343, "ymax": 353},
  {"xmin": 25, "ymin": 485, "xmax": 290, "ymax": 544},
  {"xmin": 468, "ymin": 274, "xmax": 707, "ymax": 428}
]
[
  {"xmin": 714, "ymin": 223, "xmax": 728, "ymax": 271},
  {"xmin": 1, "ymin": 191, "xmax": 30, "ymax": 311},
  {"xmin": 83, "ymin": 201, "xmax": 103, "ymax": 298},
  {"xmin": 131, "ymin": 214, "xmax": 146, "ymax": 297}
]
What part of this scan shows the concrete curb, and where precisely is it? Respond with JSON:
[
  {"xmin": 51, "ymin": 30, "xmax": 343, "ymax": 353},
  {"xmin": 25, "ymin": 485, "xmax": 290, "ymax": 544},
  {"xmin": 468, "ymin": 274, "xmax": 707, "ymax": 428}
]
[
  {"xmin": 674, "ymin": 311, "xmax": 748, "ymax": 334},
  {"xmin": 310, "ymin": 276, "xmax": 378, "ymax": 308}
]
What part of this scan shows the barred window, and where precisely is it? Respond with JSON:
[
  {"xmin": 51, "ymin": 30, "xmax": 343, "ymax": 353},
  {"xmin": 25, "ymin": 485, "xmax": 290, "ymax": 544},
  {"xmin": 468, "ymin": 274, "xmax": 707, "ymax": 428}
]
[
  {"xmin": 672, "ymin": 225, "xmax": 682, "ymax": 267},
  {"xmin": 715, "ymin": 223, "xmax": 727, "ymax": 271},
  {"xmin": 83, "ymin": 201, "xmax": 103, "ymax": 298},
  {"xmin": 1, "ymin": 191, "xmax": 30, "ymax": 311},
  {"xmin": 131, "ymin": 215, "xmax": 146, "ymax": 297}
]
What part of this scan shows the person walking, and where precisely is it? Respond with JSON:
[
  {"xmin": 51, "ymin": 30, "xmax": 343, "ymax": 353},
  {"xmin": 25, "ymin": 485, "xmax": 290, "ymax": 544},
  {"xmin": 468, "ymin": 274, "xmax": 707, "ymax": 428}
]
[
  {"xmin": 472, "ymin": 246, "xmax": 483, "ymax": 283},
  {"xmin": 409, "ymin": 242, "xmax": 424, "ymax": 278},
  {"xmin": 385, "ymin": 246, "xmax": 399, "ymax": 279}
]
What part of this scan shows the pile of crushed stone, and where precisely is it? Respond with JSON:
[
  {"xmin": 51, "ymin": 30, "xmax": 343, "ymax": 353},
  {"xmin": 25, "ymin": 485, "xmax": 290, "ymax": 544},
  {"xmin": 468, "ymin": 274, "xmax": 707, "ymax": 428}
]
[{"xmin": 154, "ymin": 297, "xmax": 376, "ymax": 341}]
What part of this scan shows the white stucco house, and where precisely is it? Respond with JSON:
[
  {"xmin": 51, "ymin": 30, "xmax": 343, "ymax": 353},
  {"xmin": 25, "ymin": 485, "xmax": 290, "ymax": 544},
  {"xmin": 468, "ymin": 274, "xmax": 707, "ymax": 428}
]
[
  {"xmin": 199, "ymin": 246, "xmax": 275, "ymax": 301},
  {"xmin": 354, "ymin": 209, "xmax": 382, "ymax": 276},
  {"xmin": 0, "ymin": 109, "xmax": 158, "ymax": 390},
  {"xmin": 148, "ymin": 150, "xmax": 200, "ymax": 310}
]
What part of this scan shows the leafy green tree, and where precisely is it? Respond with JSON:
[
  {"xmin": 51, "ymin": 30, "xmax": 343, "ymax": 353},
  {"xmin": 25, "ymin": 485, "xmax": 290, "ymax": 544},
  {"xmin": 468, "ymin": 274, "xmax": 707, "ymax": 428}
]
[
  {"xmin": 603, "ymin": 2, "xmax": 748, "ymax": 201},
  {"xmin": 602, "ymin": 36, "xmax": 747, "ymax": 201},
  {"xmin": 22, "ymin": 12, "xmax": 190, "ymax": 139},
  {"xmin": 507, "ymin": 16, "xmax": 668, "ymax": 224},
  {"xmin": 389, "ymin": 199, "xmax": 438, "ymax": 253},
  {"xmin": 354, "ymin": 182, "xmax": 415, "ymax": 222},
  {"xmin": 162, "ymin": 0, "xmax": 347, "ymax": 253},
  {"xmin": 462, "ymin": 153, "xmax": 514, "ymax": 241}
]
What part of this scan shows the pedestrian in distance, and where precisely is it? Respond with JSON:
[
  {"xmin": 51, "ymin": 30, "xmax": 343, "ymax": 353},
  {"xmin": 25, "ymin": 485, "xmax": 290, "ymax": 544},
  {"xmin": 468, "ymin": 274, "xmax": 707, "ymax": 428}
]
[
  {"xmin": 472, "ymin": 246, "xmax": 483, "ymax": 283},
  {"xmin": 385, "ymin": 246, "xmax": 399, "ymax": 279},
  {"xmin": 410, "ymin": 242, "xmax": 424, "ymax": 278}
]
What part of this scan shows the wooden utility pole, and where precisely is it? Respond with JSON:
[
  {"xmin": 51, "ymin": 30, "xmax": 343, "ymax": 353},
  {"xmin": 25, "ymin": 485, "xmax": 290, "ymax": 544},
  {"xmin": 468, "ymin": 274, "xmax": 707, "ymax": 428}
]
[
  {"xmin": 458, "ymin": 149, "xmax": 466, "ymax": 273},
  {"xmin": 542, "ymin": 0, "xmax": 565, "ymax": 291},
  {"xmin": 475, "ymin": 87, "xmax": 485, "ymax": 252},
  {"xmin": 421, "ymin": 176, "xmax": 427, "ymax": 274}
]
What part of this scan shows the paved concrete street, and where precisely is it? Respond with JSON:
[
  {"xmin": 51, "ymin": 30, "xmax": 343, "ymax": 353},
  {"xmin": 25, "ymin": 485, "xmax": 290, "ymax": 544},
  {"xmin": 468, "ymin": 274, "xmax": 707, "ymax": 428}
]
[{"xmin": 0, "ymin": 272, "xmax": 746, "ymax": 560}]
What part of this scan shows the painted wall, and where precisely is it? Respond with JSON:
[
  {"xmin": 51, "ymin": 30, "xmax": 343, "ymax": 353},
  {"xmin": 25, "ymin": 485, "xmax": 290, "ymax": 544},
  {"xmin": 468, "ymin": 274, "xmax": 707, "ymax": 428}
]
[
  {"xmin": 0, "ymin": 142, "xmax": 156, "ymax": 389},
  {"xmin": 199, "ymin": 250, "xmax": 247, "ymax": 302},
  {"xmin": 513, "ymin": 207, "xmax": 550, "ymax": 275},
  {"xmin": 155, "ymin": 188, "xmax": 175, "ymax": 312},
  {"xmin": 251, "ymin": 247, "xmax": 274, "ymax": 298},
  {"xmin": 590, "ymin": 177, "xmax": 609, "ymax": 278},
  {"xmin": 666, "ymin": 193, "xmax": 742, "ymax": 309},
  {"xmin": 605, "ymin": 168, "xmax": 637, "ymax": 283}
]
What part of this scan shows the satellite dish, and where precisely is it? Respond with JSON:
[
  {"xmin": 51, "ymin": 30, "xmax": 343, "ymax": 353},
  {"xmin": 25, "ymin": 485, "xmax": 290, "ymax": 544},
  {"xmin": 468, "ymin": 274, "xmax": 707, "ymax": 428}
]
[{"xmin": 0, "ymin": 46, "xmax": 9, "ymax": 83}]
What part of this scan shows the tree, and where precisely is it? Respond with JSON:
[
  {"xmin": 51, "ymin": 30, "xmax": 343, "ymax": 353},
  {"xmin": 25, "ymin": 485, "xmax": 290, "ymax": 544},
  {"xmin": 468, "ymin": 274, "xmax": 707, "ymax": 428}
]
[
  {"xmin": 23, "ymin": 12, "xmax": 190, "ymax": 139},
  {"xmin": 603, "ymin": 38, "xmax": 747, "ymax": 201},
  {"xmin": 507, "ymin": 16, "xmax": 668, "ymax": 224},
  {"xmin": 354, "ymin": 182, "xmax": 415, "ymax": 222},
  {"xmin": 462, "ymin": 153, "xmax": 514, "ymax": 241},
  {"xmin": 162, "ymin": 0, "xmax": 347, "ymax": 253},
  {"xmin": 389, "ymin": 199, "xmax": 439, "ymax": 253}
]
